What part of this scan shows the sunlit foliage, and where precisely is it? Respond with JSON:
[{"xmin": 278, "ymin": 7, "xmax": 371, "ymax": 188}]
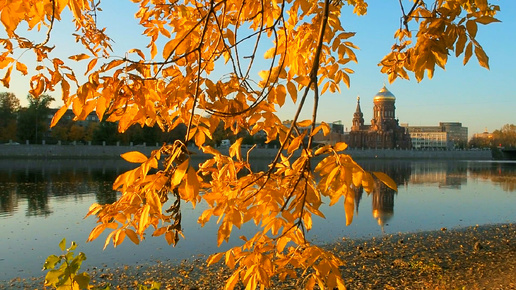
[{"xmin": 0, "ymin": 0, "xmax": 499, "ymax": 288}]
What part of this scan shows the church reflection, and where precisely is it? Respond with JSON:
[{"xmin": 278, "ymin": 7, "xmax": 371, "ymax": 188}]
[
  {"xmin": 355, "ymin": 161, "xmax": 412, "ymax": 230},
  {"xmin": 351, "ymin": 160, "xmax": 516, "ymax": 231}
]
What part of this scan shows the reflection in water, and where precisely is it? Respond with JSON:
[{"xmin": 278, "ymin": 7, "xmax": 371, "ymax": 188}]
[
  {"xmin": 468, "ymin": 162, "xmax": 516, "ymax": 192},
  {"xmin": 351, "ymin": 160, "xmax": 516, "ymax": 231},
  {"xmin": 358, "ymin": 161, "xmax": 411, "ymax": 231},
  {"xmin": 0, "ymin": 159, "xmax": 135, "ymax": 217},
  {"xmin": 1, "ymin": 159, "xmax": 516, "ymax": 221}
]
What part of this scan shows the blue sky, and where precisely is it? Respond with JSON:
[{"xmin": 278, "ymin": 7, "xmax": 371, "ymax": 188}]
[{"xmin": 3, "ymin": 1, "xmax": 514, "ymax": 138}]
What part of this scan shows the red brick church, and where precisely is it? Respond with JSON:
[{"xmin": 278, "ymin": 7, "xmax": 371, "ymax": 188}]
[{"xmin": 345, "ymin": 86, "xmax": 412, "ymax": 149}]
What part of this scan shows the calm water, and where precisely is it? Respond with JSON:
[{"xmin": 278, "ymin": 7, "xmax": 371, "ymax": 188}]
[{"xmin": 1, "ymin": 158, "xmax": 516, "ymax": 281}]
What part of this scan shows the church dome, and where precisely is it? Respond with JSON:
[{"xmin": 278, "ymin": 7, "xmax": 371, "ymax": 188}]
[{"xmin": 374, "ymin": 86, "xmax": 396, "ymax": 102}]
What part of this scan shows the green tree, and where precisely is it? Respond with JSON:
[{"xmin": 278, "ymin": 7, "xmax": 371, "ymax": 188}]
[
  {"xmin": 0, "ymin": 92, "xmax": 20, "ymax": 142},
  {"xmin": 17, "ymin": 94, "xmax": 54, "ymax": 144}
]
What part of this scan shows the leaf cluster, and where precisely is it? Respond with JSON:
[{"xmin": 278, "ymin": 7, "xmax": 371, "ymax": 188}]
[
  {"xmin": 42, "ymin": 238, "xmax": 91, "ymax": 290},
  {"xmin": 0, "ymin": 0, "xmax": 500, "ymax": 289},
  {"xmin": 380, "ymin": 0, "xmax": 500, "ymax": 82}
]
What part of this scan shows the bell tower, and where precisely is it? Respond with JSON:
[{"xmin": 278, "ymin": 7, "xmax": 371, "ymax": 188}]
[{"xmin": 351, "ymin": 96, "xmax": 364, "ymax": 131}]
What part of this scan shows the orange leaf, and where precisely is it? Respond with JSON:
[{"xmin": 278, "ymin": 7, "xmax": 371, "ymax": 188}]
[
  {"xmin": 128, "ymin": 48, "xmax": 146, "ymax": 59},
  {"xmin": 172, "ymin": 160, "xmax": 189, "ymax": 187},
  {"xmin": 287, "ymin": 81, "xmax": 297, "ymax": 103},
  {"xmin": 50, "ymin": 105, "xmax": 68, "ymax": 128},
  {"xmin": 69, "ymin": 53, "xmax": 90, "ymax": 61},
  {"xmin": 344, "ymin": 191, "xmax": 355, "ymax": 226},
  {"xmin": 207, "ymin": 252, "xmax": 224, "ymax": 265},
  {"xmin": 229, "ymin": 138, "xmax": 243, "ymax": 161},
  {"xmin": 87, "ymin": 224, "xmax": 106, "ymax": 242},
  {"xmin": 334, "ymin": 142, "xmax": 348, "ymax": 152},
  {"xmin": 15, "ymin": 61, "xmax": 27, "ymax": 75},
  {"xmin": 102, "ymin": 59, "xmax": 125, "ymax": 72},
  {"xmin": 184, "ymin": 167, "xmax": 200, "ymax": 203},
  {"xmin": 373, "ymin": 171, "xmax": 397, "ymax": 191},
  {"xmin": 0, "ymin": 66, "xmax": 12, "ymax": 88},
  {"xmin": 276, "ymin": 84, "xmax": 286, "ymax": 106},
  {"xmin": 125, "ymin": 229, "xmax": 140, "ymax": 245},
  {"xmin": 85, "ymin": 58, "xmax": 97, "ymax": 74},
  {"xmin": 152, "ymin": 227, "xmax": 167, "ymax": 237},
  {"xmin": 113, "ymin": 229, "xmax": 126, "ymax": 247},
  {"xmin": 138, "ymin": 204, "xmax": 151, "ymax": 234},
  {"xmin": 121, "ymin": 151, "xmax": 148, "ymax": 163}
]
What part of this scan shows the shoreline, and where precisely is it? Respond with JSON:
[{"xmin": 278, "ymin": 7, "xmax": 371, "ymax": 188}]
[
  {"xmin": 3, "ymin": 223, "xmax": 514, "ymax": 289},
  {"xmin": 0, "ymin": 144, "xmax": 493, "ymax": 160}
]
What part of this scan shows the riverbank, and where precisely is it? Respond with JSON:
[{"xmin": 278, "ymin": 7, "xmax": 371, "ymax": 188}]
[
  {"xmin": 0, "ymin": 144, "xmax": 493, "ymax": 160},
  {"xmin": 3, "ymin": 223, "xmax": 515, "ymax": 289}
]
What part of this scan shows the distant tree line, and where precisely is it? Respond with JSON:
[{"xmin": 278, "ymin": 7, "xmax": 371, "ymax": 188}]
[
  {"xmin": 469, "ymin": 124, "xmax": 516, "ymax": 149},
  {"xmin": 0, "ymin": 92, "xmax": 274, "ymax": 147}
]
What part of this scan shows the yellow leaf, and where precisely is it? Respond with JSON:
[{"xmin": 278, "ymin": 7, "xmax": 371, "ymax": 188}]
[
  {"xmin": 69, "ymin": 54, "xmax": 90, "ymax": 61},
  {"xmin": 361, "ymin": 172, "xmax": 374, "ymax": 193},
  {"xmin": 306, "ymin": 275, "xmax": 316, "ymax": 290},
  {"xmin": 0, "ymin": 65, "xmax": 12, "ymax": 88},
  {"xmin": 172, "ymin": 160, "xmax": 189, "ymax": 187},
  {"xmin": 344, "ymin": 191, "xmax": 355, "ymax": 226},
  {"xmin": 325, "ymin": 166, "xmax": 339, "ymax": 190},
  {"xmin": 150, "ymin": 42, "xmax": 157, "ymax": 59},
  {"xmin": 121, "ymin": 151, "xmax": 148, "ymax": 163},
  {"xmin": 314, "ymin": 145, "xmax": 330, "ymax": 156},
  {"xmin": 474, "ymin": 45, "xmax": 489, "ymax": 69},
  {"xmin": 50, "ymin": 105, "xmax": 68, "ymax": 128},
  {"xmin": 152, "ymin": 227, "xmax": 167, "ymax": 237},
  {"xmin": 321, "ymin": 122, "xmax": 330, "ymax": 136},
  {"xmin": 276, "ymin": 84, "xmax": 286, "ymax": 106},
  {"xmin": 224, "ymin": 271, "xmax": 240, "ymax": 290},
  {"xmin": 128, "ymin": 48, "xmax": 146, "ymax": 59},
  {"xmin": 296, "ymin": 120, "xmax": 312, "ymax": 128},
  {"xmin": 466, "ymin": 20, "xmax": 478, "ymax": 38},
  {"xmin": 225, "ymin": 250, "xmax": 236, "ymax": 269},
  {"xmin": 113, "ymin": 229, "xmax": 126, "ymax": 247},
  {"xmin": 15, "ymin": 61, "xmax": 27, "ymax": 75},
  {"xmin": 207, "ymin": 252, "xmax": 224, "ymax": 265},
  {"xmin": 85, "ymin": 58, "xmax": 97, "ymax": 74},
  {"xmin": 201, "ymin": 145, "xmax": 221, "ymax": 156},
  {"xmin": 373, "ymin": 171, "xmax": 397, "ymax": 191},
  {"xmin": 455, "ymin": 30, "xmax": 467, "ymax": 57},
  {"xmin": 229, "ymin": 138, "xmax": 243, "ymax": 160},
  {"xmin": 87, "ymin": 224, "xmax": 106, "ymax": 242},
  {"xmin": 352, "ymin": 170, "xmax": 363, "ymax": 188},
  {"xmin": 217, "ymin": 221, "xmax": 231, "ymax": 246},
  {"xmin": 138, "ymin": 204, "xmax": 151, "ymax": 234},
  {"xmin": 165, "ymin": 230, "xmax": 176, "ymax": 245},
  {"xmin": 102, "ymin": 59, "xmax": 125, "ymax": 72},
  {"xmin": 184, "ymin": 166, "xmax": 200, "ymax": 203},
  {"xmin": 125, "ymin": 229, "xmax": 140, "ymax": 245},
  {"xmin": 61, "ymin": 79, "xmax": 70, "ymax": 100},
  {"xmin": 475, "ymin": 16, "xmax": 500, "ymax": 25},
  {"xmin": 287, "ymin": 81, "xmax": 297, "ymax": 103},
  {"xmin": 334, "ymin": 142, "xmax": 347, "ymax": 152},
  {"xmin": 463, "ymin": 42, "xmax": 473, "ymax": 65},
  {"xmin": 264, "ymin": 47, "xmax": 276, "ymax": 59},
  {"xmin": 163, "ymin": 38, "xmax": 177, "ymax": 59},
  {"xmin": 288, "ymin": 135, "xmax": 303, "ymax": 155}
]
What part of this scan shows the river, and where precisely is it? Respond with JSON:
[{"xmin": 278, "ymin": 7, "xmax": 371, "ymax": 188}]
[{"xmin": 1, "ymin": 158, "xmax": 515, "ymax": 281}]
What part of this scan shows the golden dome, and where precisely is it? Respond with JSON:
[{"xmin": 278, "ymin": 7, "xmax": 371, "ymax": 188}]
[{"xmin": 373, "ymin": 86, "xmax": 396, "ymax": 102}]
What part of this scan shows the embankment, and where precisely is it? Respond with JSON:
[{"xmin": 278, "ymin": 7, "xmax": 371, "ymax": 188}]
[{"xmin": 0, "ymin": 144, "xmax": 493, "ymax": 160}]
